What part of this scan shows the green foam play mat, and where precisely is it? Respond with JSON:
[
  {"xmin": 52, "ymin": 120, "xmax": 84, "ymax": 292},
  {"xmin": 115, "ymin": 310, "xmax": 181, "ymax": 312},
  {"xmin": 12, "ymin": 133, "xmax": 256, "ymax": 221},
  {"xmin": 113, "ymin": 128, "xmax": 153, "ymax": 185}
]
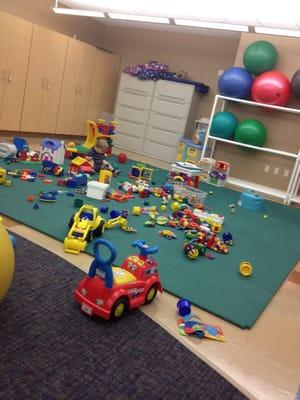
[{"xmin": 0, "ymin": 157, "xmax": 299, "ymax": 328}]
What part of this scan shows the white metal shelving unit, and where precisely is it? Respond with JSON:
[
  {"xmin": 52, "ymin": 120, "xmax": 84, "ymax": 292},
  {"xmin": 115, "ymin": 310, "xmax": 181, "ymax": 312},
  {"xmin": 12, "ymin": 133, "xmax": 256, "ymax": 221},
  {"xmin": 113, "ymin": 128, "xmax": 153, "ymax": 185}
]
[{"xmin": 200, "ymin": 95, "xmax": 300, "ymax": 205}]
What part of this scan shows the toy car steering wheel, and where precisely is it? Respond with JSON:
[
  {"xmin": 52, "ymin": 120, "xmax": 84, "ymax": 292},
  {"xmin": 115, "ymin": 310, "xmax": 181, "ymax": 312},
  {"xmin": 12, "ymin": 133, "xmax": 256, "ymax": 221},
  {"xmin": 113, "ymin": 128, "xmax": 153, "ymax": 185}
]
[
  {"xmin": 88, "ymin": 239, "xmax": 117, "ymax": 286},
  {"xmin": 132, "ymin": 240, "xmax": 159, "ymax": 257}
]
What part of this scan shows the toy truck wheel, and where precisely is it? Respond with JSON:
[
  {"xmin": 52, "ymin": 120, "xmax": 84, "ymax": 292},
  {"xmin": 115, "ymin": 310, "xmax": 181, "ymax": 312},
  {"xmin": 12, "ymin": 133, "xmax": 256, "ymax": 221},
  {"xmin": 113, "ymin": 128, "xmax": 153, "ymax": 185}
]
[
  {"xmin": 144, "ymin": 285, "xmax": 157, "ymax": 305},
  {"xmin": 94, "ymin": 220, "xmax": 105, "ymax": 237},
  {"xmin": 111, "ymin": 297, "xmax": 128, "ymax": 320},
  {"xmin": 68, "ymin": 215, "xmax": 75, "ymax": 229}
]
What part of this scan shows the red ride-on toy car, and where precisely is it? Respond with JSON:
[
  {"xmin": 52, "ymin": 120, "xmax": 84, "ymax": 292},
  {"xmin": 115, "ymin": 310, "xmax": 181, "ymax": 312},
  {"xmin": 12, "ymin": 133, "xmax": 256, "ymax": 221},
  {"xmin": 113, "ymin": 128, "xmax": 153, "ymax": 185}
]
[{"xmin": 74, "ymin": 239, "xmax": 163, "ymax": 320}]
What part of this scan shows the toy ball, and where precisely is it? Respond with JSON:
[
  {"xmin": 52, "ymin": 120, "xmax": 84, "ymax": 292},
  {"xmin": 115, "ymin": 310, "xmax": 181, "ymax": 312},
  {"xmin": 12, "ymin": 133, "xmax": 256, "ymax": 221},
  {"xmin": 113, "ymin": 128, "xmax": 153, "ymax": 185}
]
[
  {"xmin": 218, "ymin": 67, "xmax": 253, "ymax": 99},
  {"xmin": 183, "ymin": 243, "xmax": 199, "ymax": 260},
  {"xmin": 239, "ymin": 261, "xmax": 253, "ymax": 277},
  {"xmin": 110, "ymin": 210, "xmax": 120, "ymax": 219},
  {"xmin": 170, "ymin": 201, "xmax": 180, "ymax": 212},
  {"xmin": 251, "ymin": 70, "xmax": 291, "ymax": 106},
  {"xmin": 222, "ymin": 232, "xmax": 233, "ymax": 245},
  {"xmin": 243, "ymin": 41, "xmax": 277, "ymax": 75},
  {"xmin": 117, "ymin": 153, "xmax": 127, "ymax": 164},
  {"xmin": 0, "ymin": 220, "xmax": 15, "ymax": 301},
  {"xmin": 211, "ymin": 111, "xmax": 238, "ymax": 139},
  {"xmin": 234, "ymin": 119, "xmax": 267, "ymax": 147},
  {"xmin": 177, "ymin": 298, "xmax": 191, "ymax": 317},
  {"xmin": 291, "ymin": 69, "xmax": 300, "ymax": 100}
]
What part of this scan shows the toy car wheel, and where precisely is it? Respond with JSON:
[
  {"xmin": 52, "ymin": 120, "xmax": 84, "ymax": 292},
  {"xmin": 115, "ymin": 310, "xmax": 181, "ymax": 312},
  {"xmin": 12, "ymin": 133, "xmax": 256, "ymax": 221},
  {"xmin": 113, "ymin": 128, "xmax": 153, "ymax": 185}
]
[
  {"xmin": 144, "ymin": 285, "xmax": 157, "ymax": 305},
  {"xmin": 68, "ymin": 215, "xmax": 75, "ymax": 229},
  {"xmin": 86, "ymin": 231, "xmax": 93, "ymax": 243},
  {"xmin": 94, "ymin": 220, "xmax": 105, "ymax": 237},
  {"xmin": 111, "ymin": 297, "xmax": 128, "ymax": 320}
]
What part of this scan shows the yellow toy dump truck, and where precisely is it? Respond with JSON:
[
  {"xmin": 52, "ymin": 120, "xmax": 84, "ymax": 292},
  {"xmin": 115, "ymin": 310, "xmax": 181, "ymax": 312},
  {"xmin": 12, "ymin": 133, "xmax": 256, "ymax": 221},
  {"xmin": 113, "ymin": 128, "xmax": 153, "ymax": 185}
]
[{"xmin": 64, "ymin": 205, "xmax": 105, "ymax": 254}]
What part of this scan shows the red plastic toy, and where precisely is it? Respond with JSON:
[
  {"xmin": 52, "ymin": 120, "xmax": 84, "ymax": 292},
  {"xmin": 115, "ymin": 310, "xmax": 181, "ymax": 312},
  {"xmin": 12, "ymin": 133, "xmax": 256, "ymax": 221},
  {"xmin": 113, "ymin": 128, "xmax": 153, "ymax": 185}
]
[{"xmin": 75, "ymin": 239, "xmax": 162, "ymax": 320}]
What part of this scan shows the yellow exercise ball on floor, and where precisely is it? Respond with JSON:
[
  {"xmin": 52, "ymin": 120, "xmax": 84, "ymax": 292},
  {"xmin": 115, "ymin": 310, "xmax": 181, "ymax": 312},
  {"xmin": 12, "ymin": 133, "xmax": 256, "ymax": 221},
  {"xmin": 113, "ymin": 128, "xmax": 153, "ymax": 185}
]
[{"xmin": 0, "ymin": 217, "xmax": 15, "ymax": 301}]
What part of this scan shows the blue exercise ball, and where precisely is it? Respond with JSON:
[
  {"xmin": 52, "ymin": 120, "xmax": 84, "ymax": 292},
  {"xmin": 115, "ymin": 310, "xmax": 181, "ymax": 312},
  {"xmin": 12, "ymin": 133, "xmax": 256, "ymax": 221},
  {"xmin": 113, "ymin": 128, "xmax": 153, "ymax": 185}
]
[
  {"xmin": 218, "ymin": 67, "xmax": 253, "ymax": 99},
  {"xmin": 211, "ymin": 111, "xmax": 238, "ymax": 139}
]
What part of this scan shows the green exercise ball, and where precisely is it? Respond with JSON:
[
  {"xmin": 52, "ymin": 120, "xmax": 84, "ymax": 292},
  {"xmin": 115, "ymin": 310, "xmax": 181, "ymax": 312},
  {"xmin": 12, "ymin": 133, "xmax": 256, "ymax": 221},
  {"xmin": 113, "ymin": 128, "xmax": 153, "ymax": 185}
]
[
  {"xmin": 234, "ymin": 119, "xmax": 267, "ymax": 147},
  {"xmin": 211, "ymin": 111, "xmax": 238, "ymax": 139},
  {"xmin": 243, "ymin": 41, "xmax": 278, "ymax": 75}
]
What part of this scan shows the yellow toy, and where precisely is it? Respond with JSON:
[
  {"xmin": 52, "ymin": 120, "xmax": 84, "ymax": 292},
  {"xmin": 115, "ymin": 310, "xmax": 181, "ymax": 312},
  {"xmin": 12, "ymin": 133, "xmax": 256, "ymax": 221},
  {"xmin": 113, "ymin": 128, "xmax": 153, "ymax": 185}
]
[
  {"xmin": 129, "ymin": 164, "xmax": 153, "ymax": 181},
  {"xmin": 105, "ymin": 216, "xmax": 128, "ymax": 230},
  {"xmin": 99, "ymin": 169, "xmax": 112, "ymax": 184},
  {"xmin": 0, "ymin": 217, "xmax": 15, "ymax": 301},
  {"xmin": 64, "ymin": 205, "xmax": 105, "ymax": 254},
  {"xmin": 239, "ymin": 261, "xmax": 253, "ymax": 277},
  {"xmin": 0, "ymin": 168, "xmax": 7, "ymax": 184}
]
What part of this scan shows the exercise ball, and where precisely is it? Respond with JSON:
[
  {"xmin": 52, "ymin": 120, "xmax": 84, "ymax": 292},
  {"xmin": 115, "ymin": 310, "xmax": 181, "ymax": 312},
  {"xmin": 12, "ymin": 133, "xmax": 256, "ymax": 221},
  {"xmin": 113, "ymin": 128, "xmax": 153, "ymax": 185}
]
[
  {"xmin": 243, "ymin": 41, "xmax": 278, "ymax": 75},
  {"xmin": 211, "ymin": 111, "xmax": 238, "ymax": 139},
  {"xmin": 251, "ymin": 70, "xmax": 291, "ymax": 106},
  {"xmin": 117, "ymin": 152, "xmax": 127, "ymax": 164},
  {"xmin": 234, "ymin": 119, "xmax": 267, "ymax": 147},
  {"xmin": 0, "ymin": 218, "xmax": 15, "ymax": 301},
  {"xmin": 218, "ymin": 67, "xmax": 253, "ymax": 99},
  {"xmin": 291, "ymin": 69, "xmax": 300, "ymax": 100}
]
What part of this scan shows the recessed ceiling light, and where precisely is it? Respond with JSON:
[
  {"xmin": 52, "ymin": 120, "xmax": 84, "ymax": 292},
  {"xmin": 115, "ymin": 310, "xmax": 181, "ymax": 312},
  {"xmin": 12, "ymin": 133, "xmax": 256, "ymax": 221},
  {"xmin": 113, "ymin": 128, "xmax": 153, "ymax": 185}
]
[
  {"xmin": 255, "ymin": 26, "xmax": 300, "ymax": 37},
  {"xmin": 174, "ymin": 19, "xmax": 248, "ymax": 32},
  {"xmin": 108, "ymin": 13, "xmax": 170, "ymax": 24}
]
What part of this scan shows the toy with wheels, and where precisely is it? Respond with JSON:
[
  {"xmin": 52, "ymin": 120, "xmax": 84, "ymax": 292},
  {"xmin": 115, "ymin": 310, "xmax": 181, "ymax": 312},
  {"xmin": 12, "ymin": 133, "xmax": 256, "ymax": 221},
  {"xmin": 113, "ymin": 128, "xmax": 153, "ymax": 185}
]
[
  {"xmin": 218, "ymin": 67, "xmax": 253, "ymax": 99},
  {"xmin": 74, "ymin": 239, "xmax": 163, "ymax": 320},
  {"xmin": 0, "ymin": 218, "xmax": 15, "ymax": 301},
  {"xmin": 64, "ymin": 205, "xmax": 106, "ymax": 254}
]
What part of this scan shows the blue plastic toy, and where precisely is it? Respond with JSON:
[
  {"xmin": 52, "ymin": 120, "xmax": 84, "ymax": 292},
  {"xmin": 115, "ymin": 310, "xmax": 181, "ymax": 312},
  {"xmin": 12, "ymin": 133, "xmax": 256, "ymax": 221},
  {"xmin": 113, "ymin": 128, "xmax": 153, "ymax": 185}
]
[{"xmin": 237, "ymin": 190, "xmax": 265, "ymax": 212}]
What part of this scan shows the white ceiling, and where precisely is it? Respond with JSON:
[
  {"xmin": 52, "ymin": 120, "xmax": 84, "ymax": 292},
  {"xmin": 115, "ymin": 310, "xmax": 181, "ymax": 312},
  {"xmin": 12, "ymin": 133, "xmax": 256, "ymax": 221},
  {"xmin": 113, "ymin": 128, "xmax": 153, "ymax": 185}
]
[{"xmin": 58, "ymin": 0, "xmax": 300, "ymax": 38}]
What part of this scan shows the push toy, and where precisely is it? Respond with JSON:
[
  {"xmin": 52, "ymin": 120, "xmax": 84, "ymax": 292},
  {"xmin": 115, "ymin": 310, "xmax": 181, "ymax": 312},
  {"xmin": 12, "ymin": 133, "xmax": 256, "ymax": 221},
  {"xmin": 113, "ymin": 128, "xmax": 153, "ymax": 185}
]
[
  {"xmin": 75, "ymin": 239, "xmax": 162, "ymax": 320},
  {"xmin": 64, "ymin": 205, "xmax": 106, "ymax": 254}
]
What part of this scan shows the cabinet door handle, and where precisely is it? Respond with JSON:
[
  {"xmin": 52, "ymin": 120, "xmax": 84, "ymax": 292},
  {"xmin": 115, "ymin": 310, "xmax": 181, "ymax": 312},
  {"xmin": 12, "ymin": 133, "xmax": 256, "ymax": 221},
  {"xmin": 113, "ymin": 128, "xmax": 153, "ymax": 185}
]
[
  {"xmin": 7, "ymin": 71, "xmax": 12, "ymax": 83},
  {"xmin": 46, "ymin": 79, "xmax": 50, "ymax": 90},
  {"xmin": 78, "ymin": 86, "xmax": 82, "ymax": 95},
  {"xmin": 42, "ymin": 78, "xmax": 47, "ymax": 88}
]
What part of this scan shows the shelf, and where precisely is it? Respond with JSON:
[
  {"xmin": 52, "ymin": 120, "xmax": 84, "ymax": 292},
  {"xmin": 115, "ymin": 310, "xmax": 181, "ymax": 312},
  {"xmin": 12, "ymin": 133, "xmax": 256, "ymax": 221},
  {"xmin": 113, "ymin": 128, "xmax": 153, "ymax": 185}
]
[
  {"xmin": 217, "ymin": 95, "xmax": 300, "ymax": 115},
  {"xmin": 201, "ymin": 95, "xmax": 300, "ymax": 206},
  {"xmin": 206, "ymin": 135, "xmax": 297, "ymax": 159},
  {"xmin": 226, "ymin": 177, "xmax": 289, "ymax": 200}
]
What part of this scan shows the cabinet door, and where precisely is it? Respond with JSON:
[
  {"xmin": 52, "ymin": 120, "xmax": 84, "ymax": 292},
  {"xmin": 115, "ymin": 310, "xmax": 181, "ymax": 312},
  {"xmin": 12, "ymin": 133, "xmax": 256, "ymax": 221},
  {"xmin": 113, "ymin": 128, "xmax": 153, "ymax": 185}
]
[
  {"xmin": 56, "ymin": 38, "xmax": 96, "ymax": 135},
  {"xmin": 87, "ymin": 51, "xmax": 120, "ymax": 121},
  {"xmin": 21, "ymin": 25, "xmax": 68, "ymax": 133},
  {"xmin": 72, "ymin": 43, "xmax": 96, "ymax": 134},
  {"xmin": 55, "ymin": 38, "xmax": 85, "ymax": 134},
  {"xmin": 0, "ymin": 12, "xmax": 32, "ymax": 131}
]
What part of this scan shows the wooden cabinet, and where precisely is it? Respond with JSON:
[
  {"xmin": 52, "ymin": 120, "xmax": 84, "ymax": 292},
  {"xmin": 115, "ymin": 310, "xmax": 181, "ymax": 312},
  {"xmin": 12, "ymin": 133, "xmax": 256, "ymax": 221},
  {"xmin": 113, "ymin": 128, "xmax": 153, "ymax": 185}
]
[
  {"xmin": 0, "ymin": 12, "xmax": 32, "ymax": 131},
  {"xmin": 56, "ymin": 38, "xmax": 96, "ymax": 135},
  {"xmin": 87, "ymin": 50, "xmax": 120, "ymax": 121},
  {"xmin": 21, "ymin": 25, "xmax": 68, "ymax": 133}
]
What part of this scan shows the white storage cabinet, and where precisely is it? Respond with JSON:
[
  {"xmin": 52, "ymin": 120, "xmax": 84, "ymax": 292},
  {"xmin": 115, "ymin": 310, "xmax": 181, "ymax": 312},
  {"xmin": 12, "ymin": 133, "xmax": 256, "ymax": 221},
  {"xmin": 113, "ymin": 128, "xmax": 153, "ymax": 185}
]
[{"xmin": 114, "ymin": 73, "xmax": 198, "ymax": 162}]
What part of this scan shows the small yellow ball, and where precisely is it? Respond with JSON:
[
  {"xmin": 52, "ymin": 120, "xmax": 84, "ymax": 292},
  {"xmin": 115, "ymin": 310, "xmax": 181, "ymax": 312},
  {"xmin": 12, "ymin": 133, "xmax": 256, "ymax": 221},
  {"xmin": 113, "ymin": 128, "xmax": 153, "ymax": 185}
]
[{"xmin": 160, "ymin": 205, "xmax": 167, "ymax": 212}]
